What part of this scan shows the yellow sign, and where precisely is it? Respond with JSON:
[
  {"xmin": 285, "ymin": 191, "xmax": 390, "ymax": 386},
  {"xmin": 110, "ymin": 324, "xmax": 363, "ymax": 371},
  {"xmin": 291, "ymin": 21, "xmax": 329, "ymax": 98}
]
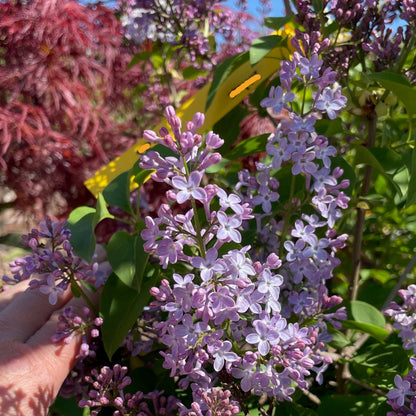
[{"xmin": 85, "ymin": 36, "xmax": 292, "ymax": 197}]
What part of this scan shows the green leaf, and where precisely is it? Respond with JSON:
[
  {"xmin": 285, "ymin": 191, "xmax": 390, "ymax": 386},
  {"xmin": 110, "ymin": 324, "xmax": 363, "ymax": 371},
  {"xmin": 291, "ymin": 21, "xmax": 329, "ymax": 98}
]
[
  {"xmin": 264, "ymin": 16, "xmax": 292, "ymax": 30},
  {"xmin": 249, "ymin": 35, "xmax": 284, "ymax": 66},
  {"xmin": 312, "ymin": 0, "xmax": 324, "ymax": 12},
  {"xmin": 206, "ymin": 51, "xmax": 249, "ymax": 110},
  {"xmin": 0, "ymin": 232, "xmax": 26, "ymax": 249},
  {"xmin": 349, "ymin": 343, "xmax": 409, "ymax": 372},
  {"xmin": 67, "ymin": 195, "xmax": 114, "ymax": 262},
  {"xmin": 106, "ymin": 231, "xmax": 148, "ymax": 291},
  {"xmin": 100, "ymin": 268, "xmax": 159, "ymax": 359},
  {"xmin": 350, "ymin": 300, "xmax": 386, "ymax": 327},
  {"xmin": 406, "ymin": 139, "xmax": 416, "ymax": 206},
  {"xmin": 225, "ymin": 134, "xmax": 269, "ymax": 160},
  {"xmin": 103, "ymin": 171, "xmax": 134, "ymax": 216},
  {"xmin": 49, "ymin": 396, "xmax": 85, "ymax": 416},
  {"xmin": 213, "ymin": 104, "xmax": 249, "ymax": 154},
  {"xmin": 328, "ymin": 329, "xmax": 351, "ymax": 349},
  {"xmin": 127, "ymin": 51, "xmax": 152, "ymax": 69},
  {"xmin": 353, "ymin": 144, "xmax": 402, "ymax": 197},
  {"xmin": 182, "ymin": 66, "xmax": 208, "ymax": 80},
  {"xmin": 342, "ymin": 300, "xmax": 388, "ymax": 341},
  {"xmin": 342, "ymin": 320, "xmax": 389, "ymax": 341},
  {"xmin": 93, "ymin": 193, "xmax": 114, "ymax": 229},
  {"xmin": 133, "ymin": 168, "xmax": 153, "ymax": 188},
  {"xmin": 368, "ymin": 71, "xmax": 416, "ymax": 116},
  {"xmin": 67, "ymin": 206, "xmax": 96, "ymax": 262},
  {"xmin": 318, "ymin": 395, "xmax": 387, "ymax": 416}
]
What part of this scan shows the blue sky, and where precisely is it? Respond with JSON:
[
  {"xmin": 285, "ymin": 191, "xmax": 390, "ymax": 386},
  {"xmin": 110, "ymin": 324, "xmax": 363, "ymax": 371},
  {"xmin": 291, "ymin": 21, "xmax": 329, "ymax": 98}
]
[{"xmin": 225, "ymin": 0, "xmax": 286, "ymax": 33}]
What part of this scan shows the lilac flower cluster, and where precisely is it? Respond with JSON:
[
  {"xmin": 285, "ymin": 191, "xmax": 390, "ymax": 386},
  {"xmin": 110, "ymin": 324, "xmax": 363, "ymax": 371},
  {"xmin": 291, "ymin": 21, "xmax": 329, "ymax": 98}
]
[
  {"xmin": 3, "ymin": 215, "xmax": 111, "ymax": 361},
  {"xmin": 119, "ymin": 0, "xmax": 253, "ymax": 63},
  {"xmin": 178, "ymin": 387, "xmax": 240, "ymax": 416},
  {"xmin": 139, "ymin": 60, "xmax": 348, "ymax": 408},
  {"xmin": 238, "ymin": 47, "xmax": 349, "ymax": 322},
  {"xmin": 3, "ymin": 216, "xmax": 110, "ymax": 304},
  {"xmin": 293, "ymin": 0, "xmax": 416, "ymax": 80},
  {"xmin": 52, "ymin": 305, "xmax": 103, "ymax": 359},
  {"xmin": 387, "ymin": 357, "xmax": 416, "ymax": 415},
  {"xmin": 385, "ymin": 284, "xmax": 416, "ymax": 354},
  {"xmin": 79, "ymin": 364, "xmax": 179, "ymax": 416}
]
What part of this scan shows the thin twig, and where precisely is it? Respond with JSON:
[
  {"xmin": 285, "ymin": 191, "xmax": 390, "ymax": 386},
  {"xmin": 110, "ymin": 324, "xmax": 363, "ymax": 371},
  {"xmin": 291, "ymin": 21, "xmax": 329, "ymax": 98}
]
[
  {"xmin": 302, "ymin": 389, "xmax": 321, "ymax": 405},
  {"xmin": 382, "ymin": 250, "xmax": 416, "ymax": 310},
  {"xmin": 349, "ymin": 113, "xmax": 377, "ymax": 302},
  {"xmin": 345, "ymin": 375, "xmax": 386, "ymax": 396}
]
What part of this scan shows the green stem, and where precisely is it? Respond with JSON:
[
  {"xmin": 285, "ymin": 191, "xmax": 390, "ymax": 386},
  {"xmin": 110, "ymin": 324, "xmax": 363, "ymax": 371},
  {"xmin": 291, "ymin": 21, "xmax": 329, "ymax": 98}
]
[
  {"xmin": 181, "ymin": 154, "xmax": 206, "ymax": 259},
  {"xmin": 72, "ymin": 277, "xmax": 98, "ymax": 314},
  {"xmin": 348, "ymin": 112, "xmax": 377, "ymax": 302}
]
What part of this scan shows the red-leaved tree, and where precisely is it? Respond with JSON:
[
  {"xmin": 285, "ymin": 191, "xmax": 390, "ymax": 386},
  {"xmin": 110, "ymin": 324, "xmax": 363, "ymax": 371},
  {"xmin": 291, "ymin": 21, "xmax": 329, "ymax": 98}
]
[{"xmin": 0, "ymin": 0, "xmax": 142, "ymax": 215}]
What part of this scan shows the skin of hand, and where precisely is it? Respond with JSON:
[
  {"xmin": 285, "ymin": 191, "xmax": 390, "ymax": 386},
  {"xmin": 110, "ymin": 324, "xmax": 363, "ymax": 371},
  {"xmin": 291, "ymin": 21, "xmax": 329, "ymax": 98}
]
[{"xmin": 0, "ymin": 280, "xmax": 98, "ymax": 416}]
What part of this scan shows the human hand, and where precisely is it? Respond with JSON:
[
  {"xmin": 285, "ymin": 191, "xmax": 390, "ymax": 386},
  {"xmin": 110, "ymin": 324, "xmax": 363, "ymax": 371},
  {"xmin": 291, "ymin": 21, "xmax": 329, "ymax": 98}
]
[{"xmin": 0, "ymin": 280, "xmax": 98, "ymax": 416}]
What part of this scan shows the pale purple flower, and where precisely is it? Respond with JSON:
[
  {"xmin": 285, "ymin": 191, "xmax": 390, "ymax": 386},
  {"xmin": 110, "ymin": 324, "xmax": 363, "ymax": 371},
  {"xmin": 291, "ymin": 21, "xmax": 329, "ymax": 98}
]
[
  {"xmin": 157, "ymin": 237, "xmax": 183, "ymax": 268},
  {"xmin": 39, "ymin": 275, "xmax": 64, "ymax": 305},
  {"xmin": 191, "ymin": 248, "xmax": 224, "ymax": 282},
  {"xmin": 314, "ymin": 86, "xmax": 347, "ymax": 119},
  {"xmin": 246, "ymin": 320, "xmax": 280, "ymax": 356},
  {"xmin": 257, "ymin": 268, "xmax": 283, "ymax": 299},
  {"xmin": 212, "ymin": 340, "xmax": 239, "ymax": 371},
  {"xmin": 260, "ymin": 86, "xmax": 295, "ymax": 114},
  {"xmin": 216, "ymin": 187, "xmax": 244, "ymax": 214},
  {"xmin": 172, "ymin": 171, "xmax": 207, "ymax": 204},
  {"xmin": 388, "ymin": 375, "xmax": 412, "ymax": 407},
  {"xmin": 216, "ymin": 211, "xmax": 242, "ymax": 243}
]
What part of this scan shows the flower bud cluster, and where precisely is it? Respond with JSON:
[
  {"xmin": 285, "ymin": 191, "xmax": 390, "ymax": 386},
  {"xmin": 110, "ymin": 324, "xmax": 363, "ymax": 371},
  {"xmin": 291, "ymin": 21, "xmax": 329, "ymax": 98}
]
[
  {"xmin": 52, "ymin": 306, "xmax": 103, "ymax": 359},
  {"xmin": 79, "ymin": 364, "xmax": 179, "ymax": 415},
  {"xmin": 3, "ymin": 215, "xmax": 111, "ymax": 305},
  {"xmin": 119, "ymin": 0, "xmax": 252, "ymax": 63}
]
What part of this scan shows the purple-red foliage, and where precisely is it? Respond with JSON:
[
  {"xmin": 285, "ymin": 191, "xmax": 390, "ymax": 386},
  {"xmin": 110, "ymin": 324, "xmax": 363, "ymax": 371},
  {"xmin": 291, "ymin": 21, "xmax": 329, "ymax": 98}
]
[{"xmin": 0, "ymin": 0, "xmax": 141, "ymax": 215}]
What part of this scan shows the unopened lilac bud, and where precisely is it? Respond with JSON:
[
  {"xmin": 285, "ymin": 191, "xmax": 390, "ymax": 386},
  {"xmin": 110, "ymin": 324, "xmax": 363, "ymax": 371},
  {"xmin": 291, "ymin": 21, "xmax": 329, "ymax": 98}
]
[
  {"xmin": 205, "ymin": 131, "xmax": 224, "ymax": 149},
  {"xmin": 166, "ymin": 189, "xmax": 177, "ymax": 202},
  {"xmin": 199, "ymin": 153, "xmax": 221, "ymax": 170},
  {"xmin": 73, "ymin": 316, "xmax": 82, "ymax": 325},
  {"xmin": 159, "ymin": 126, "xmax": 169, "ymax": 137},
  {"xmin": 99, "ymin": 397, "xmax": 110, "ymax": 405},
  {"xmin": 164, "ymin": 105, "xmax": 176, "ymax": 119},
  {"xmin": 29, "ymin": 238, "xmax": 38, "ymax": 250},
  {"xmin": 62, "ymin": 240, "xmax": 72, "ymax": 252},
  {"xmin": 332, "ymin": 166, "xmax": 344, "ymax": 178},
  {"xmin": 192, "ymin": 112, "xmax": 205, "ymax": 130},
  {"xmin": 94, "ymin": 317, "xmax": 103, "ymax": 326},
  {"xmin": 91, "ymin": 329, "xmax": 100, "ymax": 338},
  {"xmin": 114, "ymin": 396, "xmax": 124, "ymax": 407},
  {"xmin": 266, "ymin": 252, "xmax": 281, "ymax": 269},
  {"xmin": 143, "ymin": 129, "xmax": 160, "ymax": 142}
]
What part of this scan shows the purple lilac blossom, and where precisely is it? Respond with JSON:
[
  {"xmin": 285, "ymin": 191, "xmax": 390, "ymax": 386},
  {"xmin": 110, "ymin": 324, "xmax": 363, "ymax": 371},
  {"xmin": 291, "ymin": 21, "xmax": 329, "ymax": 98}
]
[
  {"xmin": 140, "ymin": 39, "xmax": 349, "ymax": 409},
  {"xmin": 387, "ymin": 358, "xmax": 416, "ymax": 415}
]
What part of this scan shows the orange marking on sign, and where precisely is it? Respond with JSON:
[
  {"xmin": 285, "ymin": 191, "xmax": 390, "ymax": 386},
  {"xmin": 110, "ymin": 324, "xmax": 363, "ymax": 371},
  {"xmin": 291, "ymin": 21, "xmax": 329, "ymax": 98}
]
[{"xmin": 229, "ymin": 73, "xmax": 262, "ymax": 98}]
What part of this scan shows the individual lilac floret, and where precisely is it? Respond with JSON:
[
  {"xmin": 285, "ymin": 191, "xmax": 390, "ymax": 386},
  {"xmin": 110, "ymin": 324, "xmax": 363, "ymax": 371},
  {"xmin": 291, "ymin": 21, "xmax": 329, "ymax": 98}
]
[
  {"xmin": 385, "ymin": 284, "xmax": 416, "ymax": 353},
  {"xmin": 314, "ymin": 86, "xmax": 347, "ymax": 120},
  {"xmin": 260, "ymin": 85, "xmax": 295, "ymax": 114},
  {"xmin": 387, "ymin": 358, "xmax": 416, "ymax": 415}
]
